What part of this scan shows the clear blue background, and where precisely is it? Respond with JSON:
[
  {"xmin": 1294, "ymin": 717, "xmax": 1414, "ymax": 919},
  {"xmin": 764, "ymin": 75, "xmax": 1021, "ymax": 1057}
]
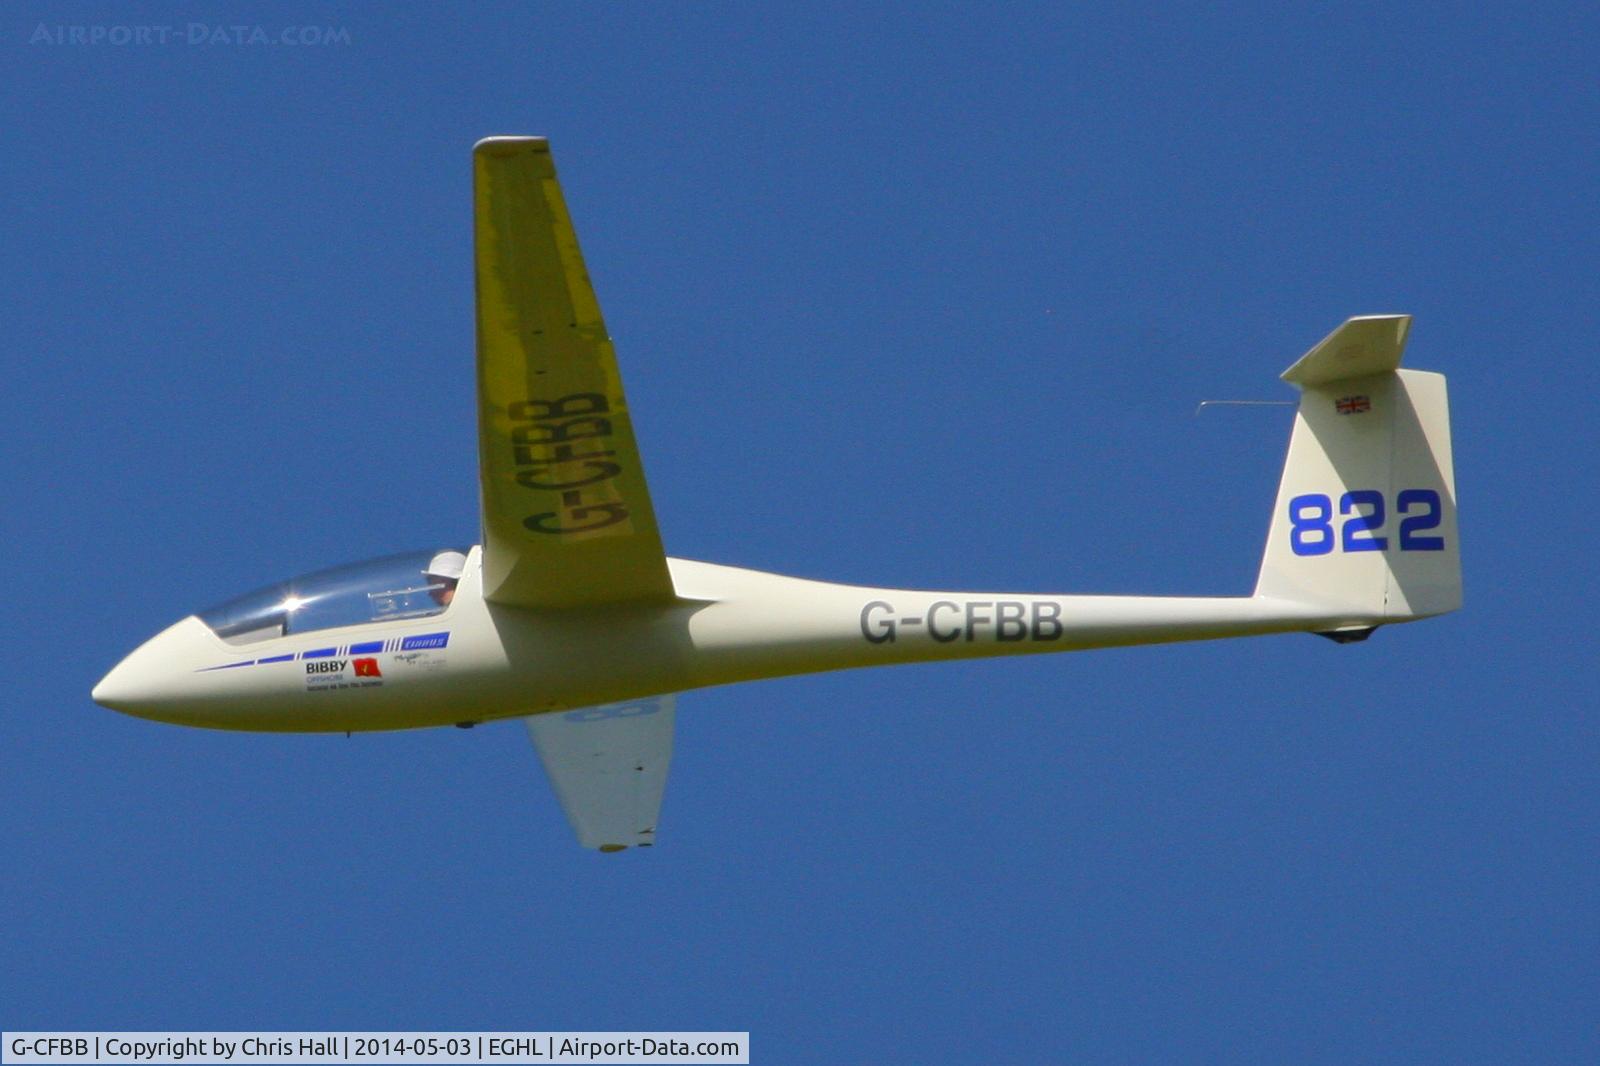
[{"xmin": 3, "ymin": 5, "xmax": 1596, "ymax": 1062}]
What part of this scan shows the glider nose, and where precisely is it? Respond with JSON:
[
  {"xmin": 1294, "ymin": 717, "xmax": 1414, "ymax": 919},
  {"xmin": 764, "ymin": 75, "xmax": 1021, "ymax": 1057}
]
[
  {"xmin": 93, "ymin": 616, "xmax": 213, "ymax": 721},
  {"xmin": 91, "ymin": 656, "xmax": 158, "ymax": 714}
]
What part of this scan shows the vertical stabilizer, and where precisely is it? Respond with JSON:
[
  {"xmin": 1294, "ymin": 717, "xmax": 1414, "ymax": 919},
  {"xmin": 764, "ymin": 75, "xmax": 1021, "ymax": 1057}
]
[{"xmin": 1255, "ymin": 316, "xmax": 1461, "ymax": 624}]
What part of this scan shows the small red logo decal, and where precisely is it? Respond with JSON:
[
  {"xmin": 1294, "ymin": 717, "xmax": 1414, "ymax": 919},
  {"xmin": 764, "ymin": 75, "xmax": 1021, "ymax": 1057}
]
[{"xmin": 353, "ymin": 658, "xmax": 382, "ymax": 677}]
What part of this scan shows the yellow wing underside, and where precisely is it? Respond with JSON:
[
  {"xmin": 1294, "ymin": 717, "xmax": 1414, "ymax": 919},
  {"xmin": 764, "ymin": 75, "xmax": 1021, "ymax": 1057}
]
[{"xmin": 474, "ymin": 137, "xmax": 674, "ymax": 609}]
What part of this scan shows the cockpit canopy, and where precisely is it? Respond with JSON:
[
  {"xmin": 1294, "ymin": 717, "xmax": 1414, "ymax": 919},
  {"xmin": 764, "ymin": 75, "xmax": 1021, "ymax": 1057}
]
[{"xmin": 198, "ymin": 548, "xmax": 468, "ymax": 645}]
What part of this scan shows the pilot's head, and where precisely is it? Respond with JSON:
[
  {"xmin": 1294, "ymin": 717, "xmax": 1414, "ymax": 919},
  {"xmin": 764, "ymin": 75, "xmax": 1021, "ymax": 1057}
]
[{"xmin": 423, "ymin": 550, "xmax": 467, "ymax": 606}]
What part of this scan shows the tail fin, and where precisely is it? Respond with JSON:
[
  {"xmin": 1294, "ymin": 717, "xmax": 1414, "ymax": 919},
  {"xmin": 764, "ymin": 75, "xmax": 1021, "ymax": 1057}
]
[{"xmin": 1255, "ymin": 315, "xmax": 1461, "ymax": 628}]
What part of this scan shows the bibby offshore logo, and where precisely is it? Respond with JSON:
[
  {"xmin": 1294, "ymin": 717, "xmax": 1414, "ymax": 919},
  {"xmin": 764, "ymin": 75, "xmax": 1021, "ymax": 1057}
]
[{"xmin": 353, "ymin": 658, "xmax": 382, "ymax": 678}]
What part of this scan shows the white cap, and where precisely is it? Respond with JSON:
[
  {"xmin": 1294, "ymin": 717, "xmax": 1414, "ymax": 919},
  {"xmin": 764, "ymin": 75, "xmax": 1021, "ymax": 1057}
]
[{"xmin": 423, "ymin": 550, "xmax": 467, "ymax": 581}]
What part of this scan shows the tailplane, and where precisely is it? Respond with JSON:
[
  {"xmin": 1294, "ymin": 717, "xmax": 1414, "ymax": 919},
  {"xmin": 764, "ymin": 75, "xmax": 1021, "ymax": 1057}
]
[{"xmin": 1255, "ymin": 315, "xmax": 1461, "ymax": 629}]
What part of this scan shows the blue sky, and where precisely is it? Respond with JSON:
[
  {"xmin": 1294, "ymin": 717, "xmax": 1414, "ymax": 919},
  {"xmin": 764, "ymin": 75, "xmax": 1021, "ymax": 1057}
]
[{"xmin": 3, "ymin": 5, "xmax": 1596, "ymax": 1062}]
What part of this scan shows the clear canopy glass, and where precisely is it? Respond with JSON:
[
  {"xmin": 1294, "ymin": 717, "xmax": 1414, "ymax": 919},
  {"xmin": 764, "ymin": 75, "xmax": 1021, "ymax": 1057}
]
[{"xmin": 198, "ymin": 549, "xmax": 466, "ymax": 645}]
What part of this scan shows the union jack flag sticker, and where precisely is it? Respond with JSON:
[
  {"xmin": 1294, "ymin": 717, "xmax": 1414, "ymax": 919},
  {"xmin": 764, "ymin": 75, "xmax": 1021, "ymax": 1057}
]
[{"xmin": 1335, "ymin": 395, "xmax": 1371, "ymax": 415}]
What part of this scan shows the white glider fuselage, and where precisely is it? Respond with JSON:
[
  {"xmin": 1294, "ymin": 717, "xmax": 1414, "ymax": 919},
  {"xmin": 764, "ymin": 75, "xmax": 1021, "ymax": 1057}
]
[{"xmin": 95, "ymin": 551, "xmax": 1381, "ymax": 734}]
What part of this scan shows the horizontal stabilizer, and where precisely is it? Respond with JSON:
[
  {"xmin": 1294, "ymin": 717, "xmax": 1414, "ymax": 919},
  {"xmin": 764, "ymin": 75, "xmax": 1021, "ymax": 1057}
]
[{"xmin": 1281, "ymin": 315, "xmax": 1412, "ymax": 387}]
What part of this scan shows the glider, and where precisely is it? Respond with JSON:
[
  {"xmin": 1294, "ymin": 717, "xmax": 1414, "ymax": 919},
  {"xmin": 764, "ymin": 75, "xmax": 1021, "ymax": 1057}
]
[{"xmin": 94, "ymin": 138, "xmax": 1462, "ymax": 850}]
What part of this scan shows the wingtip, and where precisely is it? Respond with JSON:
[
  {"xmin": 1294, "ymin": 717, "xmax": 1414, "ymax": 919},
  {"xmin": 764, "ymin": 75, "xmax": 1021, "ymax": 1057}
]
[{"xmin": 473, "ymin": 136, "xmax": 550, "ymax": 155}]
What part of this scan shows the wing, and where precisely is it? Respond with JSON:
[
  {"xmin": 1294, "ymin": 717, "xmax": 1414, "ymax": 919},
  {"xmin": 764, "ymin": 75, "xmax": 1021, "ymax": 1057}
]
[
  {"xmin": 474, "ymin": 137, "xmax": 675, "ymax": 609},
  {"xmin": 525, "ymin": 695, "xmax": 675, "ymax": 851}
]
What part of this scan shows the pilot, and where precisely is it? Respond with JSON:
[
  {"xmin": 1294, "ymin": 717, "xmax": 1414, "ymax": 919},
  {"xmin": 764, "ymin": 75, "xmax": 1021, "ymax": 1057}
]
[{"xmin": 423, "ymin": 550, "xmax": 467, "ymax": 607}]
